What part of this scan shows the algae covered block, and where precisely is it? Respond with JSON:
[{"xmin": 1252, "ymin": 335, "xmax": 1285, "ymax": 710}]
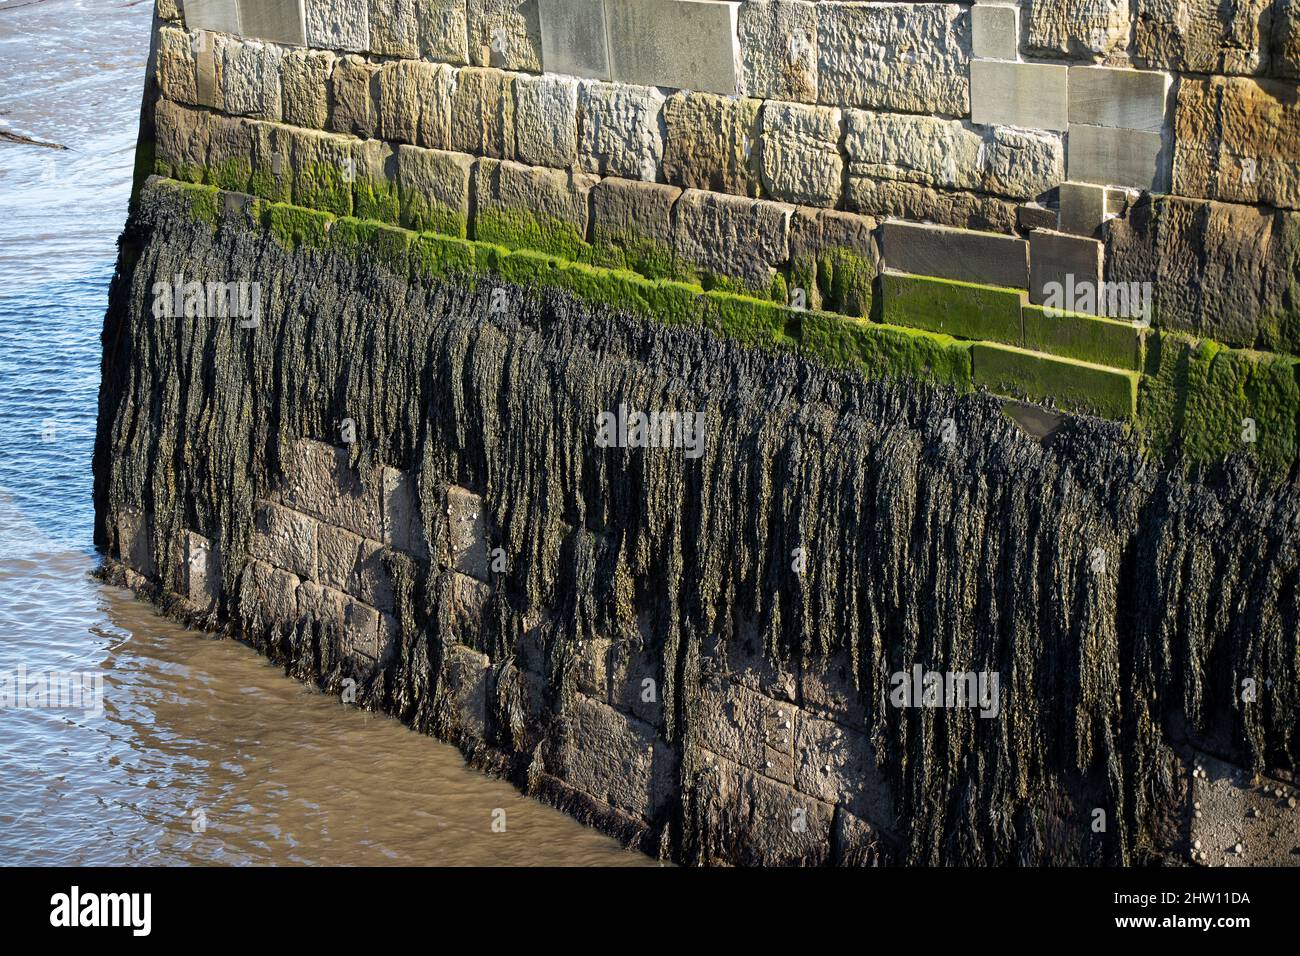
[
  {"xmin": 881, "ymin": 272, "xmax": 1024, "ymax": 346},
  {"xmin": 972, "ymin": 342, "xmax": 1138, "ymax": 420},
  {"xmin": 800, "ymin": 312, "xmax": 973, "ymax": 390},
  {"xmin": 471, "ymin": 158, "xmax": 598, "ymax": 259},
  {"xmin": 589, "ymin": 177, "xmax": 684, "ymax": 279},
  {"xmin": 396, "ymin": 144, "xmax": 472, "ymax": 236},
  {"xmin": 1022, "ymin": 304, "xmax": 1144, "ymax": 372}
]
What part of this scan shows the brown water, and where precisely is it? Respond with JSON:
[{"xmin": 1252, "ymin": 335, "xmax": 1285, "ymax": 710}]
[{"xmin": 0, "ymin": 0, "xmax": 652, "ymax": 866}]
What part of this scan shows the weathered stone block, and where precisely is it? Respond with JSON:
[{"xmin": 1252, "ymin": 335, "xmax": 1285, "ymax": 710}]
[
  {"xmin": 697, "ymin": 678, "xmax": 796, "ymax": 784},
  {"xmin": 513, "ymin": 73, "xmax": 579, "ymax": 169},
  {"xmin": 983, "ymin": 128, "xmax": 1066, "ymax": 198},
  {"xmin": 378, "ymin": 60, "xmax": 456, "ymax": 147},
  {"xmin": 537, "ymin": 0, "xmax": 610, "ymax": 79},
  {"xmin": 329, "ymin": 54, "xmax": 379, "ymax": 139},
  {"xmin": 155, "ymin": 99, "xmax": 213, "ymax": 181},
  {"xmin": 467, "ymin": 0, "xmax": 542, "ymax": 71},
  {"xmin": 700, "ymin": 627, "xmax": 798, "ymax": 702},
  {"xmin": 182, "ymin": 531, "xmax": 221, "ymax": 611},
  {"xmin": 205, "ymin": 113, "xmax": 255, "ymax": 190},
  {"xmin": 381, "ymin": 463, "xmax": 431, "ymax": 557},
  {"xmin": 446, "ymin": 485, "xmax": 490, "ymax": 580},
  {"xmin": 297, "ymin": 579, "xmax": 344, "ymax": 630},
  {"xmin": 250, "ymin": 501, "xmax": 317, "ymax": 580},
  {"xmin": 971, "ymin": 59, "xmax": 1069, "ymax": 132},
  {"xmin": 759, "ymin": 101, "xmax": 843, "ymax": 208},
  {"xmin": 589, "ymin": 177, "xmax": 683, "ymax": 276},
  {"xmin": 1135, "ymin": 0, "xmax": 1272, "ymax": 75},
  {"xmin": 305, "ymin": 0, "xmax": 370, "ymax": 52},
  {"xmin": 1027, "ymin": 0, "xmax": 1129, "ymax": 60},
  {"xmin": 799, "ymin": 650, "xmax": 869, "ymax": 726},
  {"xmin": 417, "ymin": 0, "xmax": 470, "ymax": 64},
  {"xmin": 795, "ymin": 714, "xmax": 893, "ymax": 825},
  {"xmin": 883, "ymin": 219, "xmax": 1030, "ymax": 289},
  {"xmin": 185, "ymin": 0, "xmax": 241, "ymax": 35},
  {"xmin": 608, "ymin": 631, "xmax": 664, "ymax": 727},
  {"xmin": 604, "ymin": 0, "xmax": 741, "ymax": 95},
  {"xmin": 447, "ymin": 645, "xmax": 490, "ymax": 741},
  {"xmin": 342, "ymin": 596, "xmax": 382, "ymax": 661},
  {"xmin": 787, "ymin": 207, "xmax": 878, "ymax": 314},
  {"xmin": 1277, "ymin": 1, "xmax": 1300, "ymax": 79},
  {"xmin": 1029, "ymin": 230, "xmax": 1105, "ymax": 310},
  {"xmin": 1018, "ymin": 203, "xmax": 1059, "ymax": 232},
  {"xmin": 662, "ymin": 92, "xmax": 761, "ymax": 198},
  {"xmin": 280, "ymin": 47, "xmax": 335, "ymax": 128},
  {"xmin": 1068, "ymin": 124, "xmax": 1167, "ymax": 192},
  {"xmin": 474, "ymin": 158, "xmax": 599, "ymax": 259},
  {"xmin": 217, "ymin": 35, "xmax": 283, "ymax": 121},
  {"xmin": 157, "ymin": 26, "xmax": 200, "ymax": 106},
  {"xmin": 739, "ymin": 0, "xmax": 818, "ymax": 102},
  {"xmin": 818, "ymin": 3, "xmax": 970, "ymax": 116},
  {"xmin": 243, "ymin": 559, "xmax": 300, "ymax": 623},
  {"xmin": 1173, "ymin": 76, "xmax": 1300, "ymax": 210},
  {"xmin": 450, "ymin": 66, "xmax": 516, "ymax": 159},
  {"xmin": 237, "ymin": 0, "xmax": 306, "ymax": 46},
  {"xmin": 972, "ymin": 3, "xmax": 1019, "ymax": 60},
  {"xmin": 672, "ymin": 190, "xmax": 793, "ymax": 291},
  {"xmin": 578, "ymin": 81, "xmax": 664, "ymax": 182},
  {"xmin": 282, "ymin": 440, "xmax": 384, "ymax": 541},
  {"xmin": 316, "ymin": 523, "xmax": 394, "ymax": 613},
  {"xmin": 971, "ymin": 342, "xmax": 1138, "ymax": 419},
  {"xmin": 696, "ymin": 753, "xmax": 834, "ymax": 865},
  {"xmin": 369, "ymin": 0, "xmax": 420, "ymax": 56},
  {"xmin": 1069, "ymin": 66, "xmax": 1170, "ymax": 133},
  {"xmin": 158, "ymin": 0, "xmax": 183, "ymax": 20},
  {"xmin": 882, "ymin": 271, "xmax": 1026, "ymax": 344},
  {"xmin": 847, "ymin": 178, "xmax": 1020, "ymax": 234},
  {"xmin": 117, "ymin": 510, "xmax": 153, "ymax": 578}
]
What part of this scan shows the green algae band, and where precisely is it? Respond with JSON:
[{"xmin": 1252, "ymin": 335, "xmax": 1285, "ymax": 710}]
[
  {"xmin": 880, "ymin": 272, "xmax": 1025, "ymax": 347},
  {"xmin": 1022, "ymin": 305, "xmax": 1145, "ymax": 372},
  {"xmin": 972, "ymin": 343, "xmax": 1139, "ymax": 420}
]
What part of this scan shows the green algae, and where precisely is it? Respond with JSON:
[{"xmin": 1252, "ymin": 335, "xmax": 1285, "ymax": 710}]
[{"xmin": 882, "ymin": 272, "xmax": 1024, "ymax": 346}]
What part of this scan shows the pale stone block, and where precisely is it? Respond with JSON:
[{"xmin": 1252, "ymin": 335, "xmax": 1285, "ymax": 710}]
[
  {"xmin": 1029, "ymin": 229, "xmax": 1105, "ymax": 309},
  {"xmin": 155, "ymin": 99, "xmax": 212, "ymax": 179},
  {"xmin": 661, "ymin": 92, "xmax": 762, "ymax": 197},
  {"xmin": 847, "ymin": 178, "xmax": 1020, "ymax": 234},
  {"xmin": 158, "ymin": 0, "xmax": 183, "ymax": 19},
  {"xmin": 185, "ymin": 0, "xmax": 241, "ymax": 35},
  {"xmin": 446, "ymin": 485, "xmax": 490, "ymax": 581},
  {"xmin": 182, "ymin": 531, "xmax": 221, "ymax": 612},
  {"xmin": 1068, "ymin": 124, "xmax": 1167, "ymax": 191},
  {"xmin": 156, "ymin": 26, "xmax": 200, "ymax": 106},
  {"xmin": 604, "ymin": 0, "xmax": 741, "ymax": 95},
  {"xmin": 578, "ymin": 81, "xmax": 664, "ymax": 182},
  {"xmin": 368, "ymin": 0, "xmax": 420, "ymax": 57},
  {"xmin": 972, "ymin": 3, "xmax": 1019, "ymax": 60},
  {"xmin": 305, "ymin": 0, "xmax": 370, "ymax": 52},
  {"xmin": 971, "ymin": 59, "xmax": 1069, "ymax": 131},
  {"xmin": 250, "ymin": 501, "xmax": 318, "ymax": 580},
  {"xmin": 237, "ymin": 0, "xmax": 306, "ymax": 46},
  {"xmin": 282, "ymin": 440, "xmax": 385, "ymax": 541},
  {"xmin": 280, "ymin": 47, "xmax": 335, "ymax": 128},
  {"xmin": 217, "ymin": 35, "xmax": 283, "ymax": 121},
  {"xmin": 672, "ymin": 189, "xmax": 793, "ymax": 290},
  {"xmin": 472, "ymin": 157, "xmax": 601, "ymax": 257},
  {"xmin": 329, "ymin": 54, "xmax": 379, "ymax": 139},
  {"xmin": 759, "ymin": 101, "xmax": 843, "ymax": 208},
  {"xmin": 381, "ymin": 465, "xmax": 430, "ymax": 557},
  {"xmin": 883, "ymin": 219, "xmax": 1030, "ymax": 288},
  {"xmin": 416, "ymin": 0, "xmax": 470, "ymax": 65},
  {"xmin": 739, "ymin": 0, "xmax": 819, "ymax": 102},
  {"xmin": 513, "ymin": 73, "xmax": 580, "ymax": 169},
  {"xmin": 466, "ymin": 0, "xmax": 542, "ymax": 71},
  {"xmin": 244, "ymin": 560, "xmax": 300, "ymax": 624},
  {"xmin": 538, "ymin": 0, "xmax": 610, "ymax": 79},
  {"xmin": 1069, "ymin": 66, "xmax": 1171, "ymax": 133},
  {"xmin": 375, "ymin": 60, "xmax": 455, "ymax": 150},
  {"xmin": 450, "ymin": 67, "xmax": 515, "ymax": 158},
  {"xmin": 1027, "ymin": 0, "xmax": 1130, "ymax": 60}
]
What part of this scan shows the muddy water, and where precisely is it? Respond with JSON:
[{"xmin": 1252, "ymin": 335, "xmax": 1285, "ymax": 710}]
[{"xmin": 0, "ymin": 0, "xmax": 650, "ymax": 866}]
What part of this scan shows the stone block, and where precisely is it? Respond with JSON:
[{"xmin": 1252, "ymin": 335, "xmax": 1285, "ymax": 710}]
[
  {"xmin": 1278, "ymin": 0, "xmax": 1300, "ymax": 79},
  {"xmin": 1058, "ymin": 180, "xmax": 1109, "ymax": 237},
  {"xmin": 1022, "ymin": 305, "xmax": 1145, "ymax": 370},
  {"xmin": 696, "ymin": 677, "xmax": 796, "ymax": 784},
  {"xmin": 604, "ymin": 0, "xmax": 740, "ymax": 95},
  {"xmin": 182, "ymin": 531, "xmax": 221, "ymax": 611},
  {"xmin": 672, "ymin": 189, "xmax": 793, "ymax": 291},
  {"xmin": 700, "ymin": 628, "xmax": 798, "ymax": 702},
  {"xmin": 883, "ymin": 219, "xmax": 1030, "ymax": 289},
  {"xmin": 818, "ymin": 3, "xmax": 969, "ymax": 116},
  {"xmin": 1135, "ymin": 0, "xmax": 1272, "ymax": 76},
  {"xmin": 368, "ymin": 0, "xmax": 420, "ymax": 56},
  {"xmin": 117, "ymin": 510, "xmax": 153, "ymax": 578},
  {"xmin": 341, "ymin": 596, "xmax": 382, "ymax": 661},
  {"xmin": 377, "ymin": 59, "xmax": 456, "ymax": 147},
  {"xmin": 696, "ymin": 753, "xmax": 834, "ymax": 865},
  {"xmin": 217, "ymin": 35, "xmax": 283, "ymax": 121},
  {"xmin": 317, "ymin": 520, "xmax": 394, "ymax": 613},
  {"xmin": 795, "ymin": 714, "xmax": 893, "ymax": 824},
  {"xmin": 450, "ymin": 571, "xmax": 491, "ymax": 635},
  {"xmin": 971, "ymin": 342, "xmax": 1138, "ymax": 420},
  {"xmin": 589, "ymin": 177, "xmax": 683, "ymax": 276},
  {"xmin": 759, "ymin": 101, "xmax": 843, "ymax": 208},
  {"xmin": 450, "ymin": 66, "xmax": 516, "ymax": 159},
  {"xmin": 305, "ymin": 0, "xmax": 370, "ymax": 52},
  {"xmin": 446, "ymin": 485, "xmax": 490, "ymax": 581},
  {"xmin": 154, "ymin": 99, "xmax": 212, "ymax": 181},
  {"xmin": 446, "ymin": 645, "xmax": 490, "ymax": 741},
  {"xmin": 1026, "ymin": 0, "xmax": 1129, "ymax": 60},
  {"xmin": 971, "ymin": 59, "xmax": 1069, "ymax": 131},
  {"xmin": 281, "ymin": 440, "xmax": 384, "ymax": 541},
  {"xmin": 381, "ymin": 463, "xmax": 429, "ymax": 557},
  {"xmin": 972, "ymin": 3, "xmax": 1019, "ymax": 60},
  {"xmin": 157, "ymin": 26, "xmax": 200, "ymax": 106},
  {"xmin": 329, "ymin": 54, "xmax": 379, "ymax": 139},
  {"xmin": 513, "ymin": 73, "xmax": 580, "ymax": 169},
  {"xmin": 786, "ymin": 207, "xmax": 878, "ymax": 314},
  {"xmin": 799, "ymin": 649, "xmax": 869, "ymax": 726},
  {"xmin": 1069, "ymin": 66, "xmax": 1170, "ymax": 133},
  {"xmin": 473, "ymin": 158, "xmax": 598, "ymax": 258},
  {"xmin": 1172, "ymin": 76, "xmax": 1300, "ymax": 210},
  {"xmin": 297, "ymin": 580, "xmax": 344, "ymax": 631},
  {"xmin": 1028, "ymin": 229, "xmax": 1105, "ymax": 311},
  {"xmin": 243, "ymin": 559, "xmax": 300, "ymax": 624},
  {"xmin": 237, "ymin": 0, "xmax": 306, "ymax": 45},
  {"xmin": 738, "ymin": 0, "xmax": 818, "ymax": 102},
  {"xmin": 662, "ymin": 92, "xmax": 761, "ymax": 197},
  {"xmin": 607, "ymin": 631, "xmax": 664, "ymax": 727},
  {"xmin": 1017, "ymin": 203, "xmax": 1059, "ymax": 232},
  {"xmin": 882, "ymin": 272, "xmax": 1026, "ymax": 345},
  {"xmin": 537, "ymin": 0, "xmax": 610, "ymax": 79},
  {"xmin": 184, "ymin": 0, "xmax": 241, "ymax": 35},
  {"xmin": 578, "ymin": 81, "xmax": 664, "ymax": 182},
  {"xmin": 1068, "ymin": 124, "xmax": 1167, "ymax": 192},
  {"xmin": 158, "ymin": 0, "xmax": 183, "ymax": 19},
  {"xmin": 466, "ymin": 0, "xmax": 542, "ymax": 71},
  {"xmin": 280, "ymin": 47, "xmax": 335, "ymax": 128},
  {"xmin": 205, "ymin": 113, "xmax": 255, "ymax": 190},
  {"xmin": 847, "ymin": 178, "xmax": 1020, "ymax": 234},
  {"xmin": 417, "ymin": 0, "xmax": 470, "ymax": 64},
  {"xmin": 250, "ymin": 501, "xmax": 317, "ymax": 580}
]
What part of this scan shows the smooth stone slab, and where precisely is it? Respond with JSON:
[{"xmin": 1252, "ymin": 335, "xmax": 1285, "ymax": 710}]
[
  {"xmin": 538, "ymin": 0, "xmax": 611, "ymax": 80},
  {"xmin": 1057, "ymin": 181, "xmax": 1109, "ymax": 237},
  {"xmin": 1068, "ymin": 124, "xmax": 1167, "ymax": 191},
  {"xmin": 1068, "ymin": 66, "xmax": 1170, "ymax": 133},
  {"xmin": 604, "ymin": 0, "xmax": 740, "ymax": 95},
  {"xmin": 237, "ymin": 0, "xmax": 306, "ymax": 46},
  {"xmin": 883, "ymin": 219, "xmax": 1030, "ymax": 289},
  {"xmin": 1029, "ymin": 229, "xmax": 1105, "ymax": 309},
  {"xmin": 972, "ymin": 3, "xmax": 1019, "ymax": 60},
  {"xmin": 185, "ymin": 0, "xmax": 242, "ymax": 34},
  {"xmin": 971, "ymin": 59, "xmax": 1069, "ymax": 132}
]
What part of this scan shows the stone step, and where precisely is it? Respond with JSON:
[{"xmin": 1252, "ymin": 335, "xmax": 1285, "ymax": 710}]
[{"xmin": 971, "ymin": 343, "xmax": 1139, "ymax": 420}]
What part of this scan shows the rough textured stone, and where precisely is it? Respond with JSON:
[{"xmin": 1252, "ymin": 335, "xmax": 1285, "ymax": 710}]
[
  {"xmin": 467, "ymin": 0, "xmax": 542, "ymax": 71},
  {"xmin": 368, "ymin": 0, "xmax": 420, "ymax": 56},
  {"xmin": 1027, "ymin": 0, "xmax": 1130, "ymax": 60},
  {"xmin": 182, "ymin": 531, "xmax": 220, "ymax": 612},
  {"xmin": 243, "ymin": 559, "xmax": 299, "ymax": 624},
  {"xmin": 662, "ymin": 92, "xmax": 761, "ymax": 198},
  {"xmin": 157, "ymin": 26, "xmax": 199, "ymax": 106},
  {"xmin": 117, "ymin": 510, "xmax": 153, "ymax": 578},
  {"xmin": 1173, "ymin": 76, "xmax": 1300, "ymax": 210},
  {"xmin": 972, "ymin": 3, "xmax": 1019, "ymax": 60},
  {"xmin": 316, "ymin": 522, "xmax": 395, "ymax": 613},
  {"xmin": 250, "ymin": 501, "xmax": 317, "ymax": 580},
  {"xmin": 473, "ymin": 159, "xmax": 599, "ymax": 256},
  {"xmin": 447, "ymin": 645, "xmax": 490, "ymax": 741},
  {"xmin": 155, "ymin": 99, "xmax": 212, "ymax": 179},
  {"xmin": 378, "ymin": 59, "xmax": 456, "ymax": 147},
  {"xmin": 280, "ymin": 47, "xmax": 335, "ymax": 129},
  {"xmin": 1107, "ymin": 195, "xmax": 1300, "ymax": 349},
  {"xmin": 281, "ymin": 440, "xmax": 384, "ymax": 541},
  {"xmin": 818, "ymin": 3, "xmax": 969, "ymax": 117},
  {"xmin": 578, "ymin": 81, "xmax": 664, "ymax": 182},
  {"xmin": 760, "ymin": 101, "xmax": 843, "ymax": 208},
  {"xmin": 1278, "ymin": 1, "xmax": 1300, "ymax": 79},
  {"xmin": 799, "ymin": 650, "xmax": 869, "ymax": 727},
  {"xmin": 982, "ymin": 128, "xmax": 1066, "ymax": 198},
  {"xmin": 697, "ymin": 678, "xmax": 796, "ymax": 784},
  {"xmin": 513, "ymin": 73, "xmax": 579, "ymax": 169},
  {"xmin": 158, "ymin": 0, "xmax": 183, "ymax": 20},
  {"xmin": 1135, "ymin": 0, "xmax": 1273, "ymax": 75},
  {"xmin": 739, "ymin": 0, "xmax": 819, "ymax": 102},
  {"xmin": 971, "ymin": 59, "xmax": 1069, "ymax": 132},
  {"xmin": 537, "ymin": 0, "xmax": 609, "ymax": 79},
  {"xmin": 382, "ymin": 463, "xmax": 432, "ymax": 555},
  {"xmin": 446, "ymin": 484, "xmax": 490, "ymax": 580},
  {"xmin": 341, "ymin": 596, "xmax": 383, "ymax": 661},
  {"xmin": 672, "ymin": 189, "xmax": 793, "ymax": 289},
  {"xmin": 1029, "ymin": 229, "xmax": 1105, "ymax": 309},
  {"xmin": 1069, "ymin": 66, "xmax": 1171, "ymax": 133},
  {"xmin": 329, "ymin": 55, "xmax": 379, "ymax": 140},
  {"xmin": 847, "ymin": 177, "xmax": 1020, "ymax": 234},
  {"xmin": 589, "ymin": 177, "xmax": 682, "ymax": 272},
  {"xmin": 305, "ymin": 0, "xmax": 370, "ymax": 52},
  {"xmin": 417, "ymin": 0, "xmax": 470, "ymax": 64},
  {"xmin": 697, "ymin": 753, "xmax": 834, "ymax": 865},
  {"xmin": 883, "ymin": 219, "xmax": 1031, "ymax": 288},
  {"xmin": 217, "ymin": 35, "xmax": 283, "ymax": 121},
  {"xmin": 795, "ymin": 714, "xmax": 892, "ymax": 825},
  {"xmin": 1068, "ymin": 124, "xmax": 1167, "ymax": 192},
  {"xmin": 450, "ymin": 66, "xmax": 516, "ymax": 159},
  {"xmin": 604, "ymin": 0, "xmax": 741, "ymax": 95},
  {"xmin": 237, "ymin": 0, "xmax": 306, "ymax": 46}
]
